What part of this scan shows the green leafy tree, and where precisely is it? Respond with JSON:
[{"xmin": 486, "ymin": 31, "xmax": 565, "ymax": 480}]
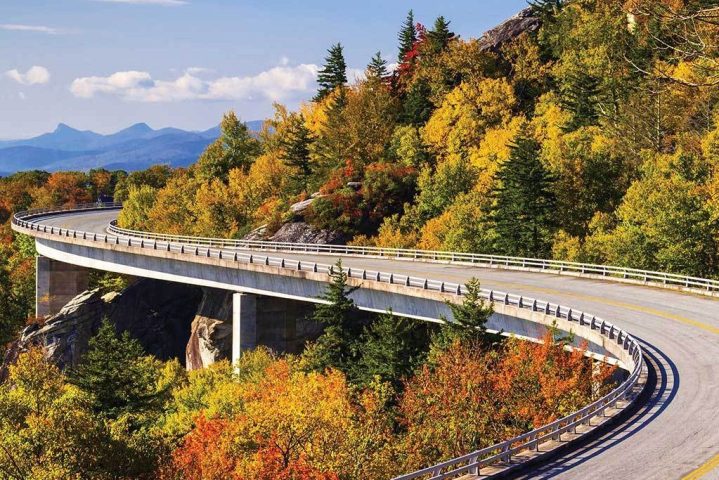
[
  {"xmin": 196, "ymin": 112, "xmax": 261, "ymax": 181},
  {"xmin": 315, "ymin": 43, "xmax": 348, "ymax": 102},
  {"xmin": 367, "ymin": 51, "xmax": 389, "ymax": 80},
  {"xmin": 304, "ymin": 260, "xmax": 363, "ymax": 375},
  {"xmin": 279, "ymin": 112, "xmax": 313, "ymax": 191},
  {"xmin": 431, "ymin": 278, "xmax": 494, "ymax": 352},
  {"xmin": 0, "ymin": 255, "xmax": 23, "ymax": 354},
  {"xmin": 398, "ymin": 10, "xmax": 417, "ymax": 62},
  {"xmin": 70, "ymin": 319, "xmax": 162, "ymax": 420},
  {"xmin": 491, "ymin": 135, "xmax": 557, "ymax": 257}
]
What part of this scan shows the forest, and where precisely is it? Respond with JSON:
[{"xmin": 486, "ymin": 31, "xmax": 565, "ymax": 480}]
[{"xmin": 0, "ymin": 0, "xmax": 717, "ymax": 478}]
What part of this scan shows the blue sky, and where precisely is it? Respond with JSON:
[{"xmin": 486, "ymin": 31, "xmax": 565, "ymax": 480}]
[{"xmin": 0, "ymin": 0, "xmax": 529, "ymax": 139}]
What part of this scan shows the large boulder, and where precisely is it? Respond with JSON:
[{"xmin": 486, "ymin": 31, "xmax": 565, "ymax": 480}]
[
  {"xmin": 478, "ymin": 8, "xmax": 540, "ymax": 53},
  {"xmin": 269, "ymin": 221, "xmax": 344, "ymax": 245}
]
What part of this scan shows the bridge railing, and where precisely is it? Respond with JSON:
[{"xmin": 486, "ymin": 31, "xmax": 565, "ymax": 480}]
[
  {"xmin": 12, "ymin": 204, "xmax": 646, "ymax": 479},
  {"xmin": 103, "ymin": 220, "xmax": 719, "ymax": 295}
]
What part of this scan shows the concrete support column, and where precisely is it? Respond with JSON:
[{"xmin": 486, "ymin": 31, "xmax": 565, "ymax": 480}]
[
  {"xmin": 232, "ymin": 292, "xmax": 257, "ymax": 365},
  {"xmin": 36, "ymin": 256, "xmax": 90, "ymax": 318}
]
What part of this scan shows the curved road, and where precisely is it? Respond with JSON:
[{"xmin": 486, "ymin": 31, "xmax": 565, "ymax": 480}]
[{"xmin": 32, "ymin": 210, "xmax": 719, "ymax": 480}]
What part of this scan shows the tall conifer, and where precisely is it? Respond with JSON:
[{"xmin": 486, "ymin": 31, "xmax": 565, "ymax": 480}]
[
  {"xmin": 279, "ymin": 113, "xmax": 313, "ymax": 190},
  {"xmin": 427, "ymin": 16, "xmax": 455, "ymax": 54},
  {"xmin": 491, "ymin": 135, "xmax": 556, "ymax": 257},
  {"xmin": 367, "ymin": 51, "xmax": 389, "ymax": 80},
  {"xmin": 315, "ymin": 43, "xmax": 348, "ymax": 102},
  {"xmin": 398, "ymin": 10, "xmax": 417, "ymax": 62}
]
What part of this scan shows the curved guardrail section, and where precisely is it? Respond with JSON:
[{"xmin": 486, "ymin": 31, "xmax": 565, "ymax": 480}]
[
  {"xmin": 107, "ymin": 218, "xmax": 719, "ymax": 298},
  {"xmin": 12, "ymin": 203, "xmax": 646, "ymax": 479}
]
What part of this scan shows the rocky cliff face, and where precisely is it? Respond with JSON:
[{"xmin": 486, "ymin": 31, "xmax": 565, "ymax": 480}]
[
  {"xmin": 2, "ymin": 279, "xmax": 203, "ymax": 372},
  {"xmin": 185, "ymin": 288, "xmax": 234, "ymax": 370},
  {"xmin": 1, "ymin": 279, "xmax": 323, "ymax": 376}
]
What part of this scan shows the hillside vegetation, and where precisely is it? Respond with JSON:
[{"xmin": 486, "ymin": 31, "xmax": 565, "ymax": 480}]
[
  {"xmin": 110, "ymin": 0, "xmax": 719, "ymax": 279},
  {"xmin": 0, "ymin": 1, "xmax": 717, "ymax": 477}
]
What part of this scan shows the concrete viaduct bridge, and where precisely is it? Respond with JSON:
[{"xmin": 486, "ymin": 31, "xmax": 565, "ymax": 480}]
[{"xmin": 11, "ymin": 204, "xmax": 719, "ymax": 480}]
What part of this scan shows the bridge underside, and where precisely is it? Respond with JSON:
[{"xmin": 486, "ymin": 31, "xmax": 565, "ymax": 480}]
[{"xmin": 34, "ymin": 237, "xmax": 624, "ymax": 367}]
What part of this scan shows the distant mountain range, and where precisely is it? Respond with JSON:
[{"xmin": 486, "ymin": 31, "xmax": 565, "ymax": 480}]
[{"xmin": 0, "ymin": 120, "xmax": 263, "ymax": 175}]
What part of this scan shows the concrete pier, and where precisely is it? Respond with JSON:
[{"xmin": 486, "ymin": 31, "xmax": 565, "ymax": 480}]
[
  {"xmin": 36, "ymin": 256, "xmax": 90, "ymax": 318},
  {"xmin": 232, "ymin": 292, "xmax": 257, "ymax": 365}
]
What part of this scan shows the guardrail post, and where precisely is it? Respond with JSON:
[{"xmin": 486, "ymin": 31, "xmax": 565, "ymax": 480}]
[
  {"xmin": 519, "ymin": 296, "xmax": 523, "ymax": 308},
  {"xmin": 313, "ymin": 263, "xmax": 318, "ymax": 273},
  {"xmin": 389, "ymin": 273, "xmax": 394, "ymax": 284},
  {"xmin": 440, "ymin": 282, "xmax": 445, "ymax": 293},
  {"xmin": 376, "ymin": 272, "xmax": 381, "ymax": 281},
  {"xmin": 405, "ymin": 276, "xmax": 410, "ymax": 286},
  {"xmin": 297, "ymin": 261, "xmax": 302, "ymax": 270},
  {"xmin": 281, "ymin": 259, "xmax": 285, "ymax": 268}
]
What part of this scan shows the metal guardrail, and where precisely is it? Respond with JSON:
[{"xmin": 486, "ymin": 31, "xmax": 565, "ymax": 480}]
[
  {"xmin": 105, "ymin": 220, "xmax": 719, "ymax": 296},
  {"xmin": 12, "ymin": 203, "xmax": 645, "ymax": 479}
]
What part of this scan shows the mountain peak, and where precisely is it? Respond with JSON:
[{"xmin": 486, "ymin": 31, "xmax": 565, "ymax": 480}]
[
  {"xmin": 54, "ymin": 123, "xmax": 79, "ymax": 133},
  {"xmin": 124, "ymin": 122, "xmax": 153, "ymax": 133}
]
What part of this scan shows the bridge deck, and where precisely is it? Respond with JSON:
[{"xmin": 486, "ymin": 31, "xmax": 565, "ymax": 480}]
[{"xmin": 29, "ymin": 209, "xmax": 719, "ymax": 480}]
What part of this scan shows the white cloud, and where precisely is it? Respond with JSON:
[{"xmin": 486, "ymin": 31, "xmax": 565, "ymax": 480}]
[
  {"xmin": 0, "ymin": 24, "xmax": 60, "ymax": 34},
  {"xmin": 71, "ymin": 64, "xmax": 320, "ymax": 103},
  {"xmin": 92, "ymin": 0, "xmax": 188, "ymax": 5},
  {"xmin": 5, "ymin": 66, "xmax": 51, "ymax": 85}
]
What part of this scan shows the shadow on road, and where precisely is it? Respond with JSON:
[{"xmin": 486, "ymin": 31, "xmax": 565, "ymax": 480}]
[{"xmin": 508, "ymin": 338, "xmax": 679, "ymax": 479}]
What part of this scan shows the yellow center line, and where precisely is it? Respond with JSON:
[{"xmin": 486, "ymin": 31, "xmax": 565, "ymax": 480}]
[
  {"xmin": 682, "ymin": 453, "xmax": 719, "ymax": 480},
  {"xmin": 479, "ymin": 280, "xmax": 719, "ymax": 479},
  {"xmin": 478, "ymin": 279, "xmax": 719, "ymax": 336}
]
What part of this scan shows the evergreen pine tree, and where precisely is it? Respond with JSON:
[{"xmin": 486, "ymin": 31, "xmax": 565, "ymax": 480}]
[
  {"xmin": 528, "ymin": 0, "xmax": 565, "ymax": 20},
  {"xmin": 314, "ymin": 43, "xmax": 348, "ymax": 102},
  {"xmin": 70, "ymin": 319, "xmax": 160, "ymax": 420},
  {"xmin": 366, "ymin": 51, "xmax": 389, "ymax": 80},
  {"xmin": 431, "ymin": 278, "xmax": 495, "ymax": 352},
  {"xmin": 351, "ymin": 310, "xmax": 431, "ymax": 390},
  {"xmin": 561, "ymin": 71, "xmax": 602, "ymax": 131},
  {"xmin": 400, "ymin": 79, "xmax": 434, "ymax": 126},
  {"xmin": 491, "ymin": 135, "xmax": 557, "ymax": 257},
  {"xmin": 398, "ymin": 10, "xmax": 417, "ymax": 62},
  {"xmin": 306, "ymin": 260, "xmax": 363, "ymax": 374},
  {"xmin": 426, "ymin": 16, "xmax": 455, "ymax": 54},
  {"xmin": 279, "ymin": 113, "xmax": 313, "ymax": 190}
]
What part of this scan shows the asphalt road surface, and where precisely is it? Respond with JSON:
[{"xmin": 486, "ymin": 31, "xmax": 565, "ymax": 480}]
[{"xmin": 32, "ymin": 209, "xmax": 719, "ymax": 480}]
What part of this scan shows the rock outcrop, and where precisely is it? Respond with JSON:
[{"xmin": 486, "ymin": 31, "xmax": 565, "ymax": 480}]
[
  {"xmin": 268, "ymin": 221, "xmax": 344, "ymax": 245},
  {"xmin": 3, "ymin": 279, "xmax": 203, "ymax": 371},
  {"xmin": 185, "ymin": 288, "xmax": 234, "ymax": 370},
  {"xmin": 478, "ymin": 8, "xmax": 540, "ymax": 53}
]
